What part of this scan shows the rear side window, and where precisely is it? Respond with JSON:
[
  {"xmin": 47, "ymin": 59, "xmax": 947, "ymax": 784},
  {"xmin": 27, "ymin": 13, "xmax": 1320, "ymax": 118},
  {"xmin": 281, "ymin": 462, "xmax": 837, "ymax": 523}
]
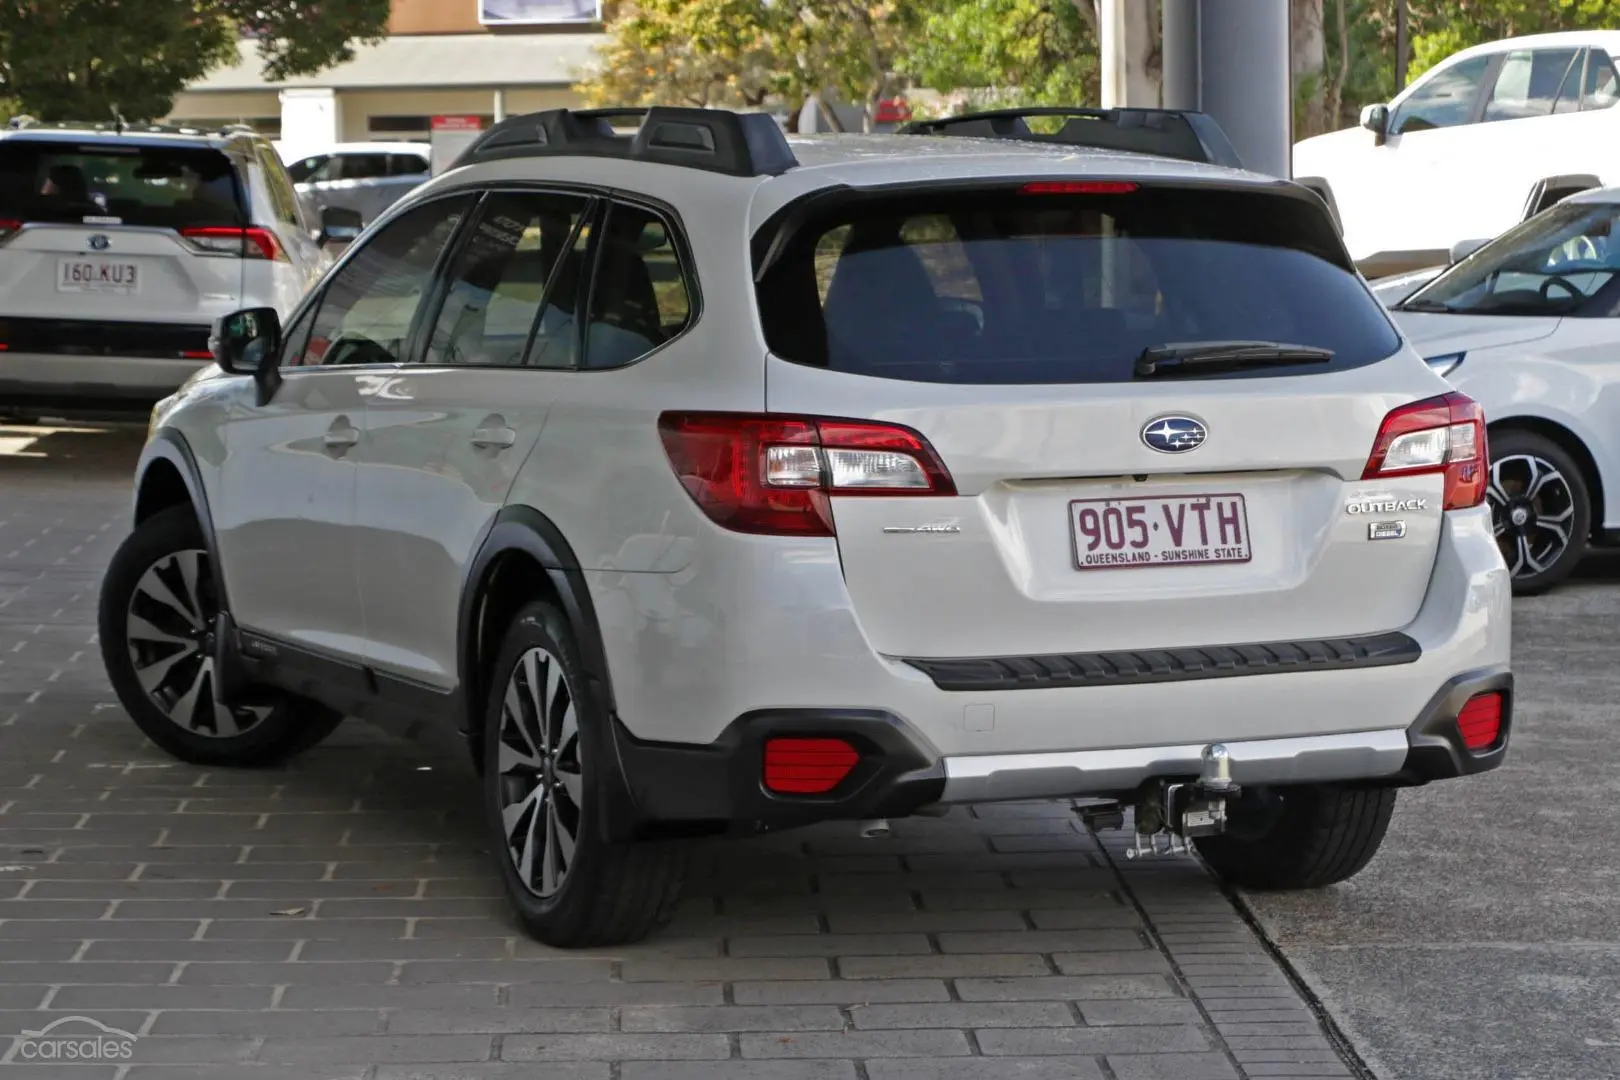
[
  {"xmin": 0, "ymin": 141, "xmax": 245, "ymax": 229},
  {"xmin": 756, "ymin": 186, "xmax": 1400, "ymax": 385},
  {"xmin": 390, "ymin": 153, "xmax": 429, "ymax": 177}
]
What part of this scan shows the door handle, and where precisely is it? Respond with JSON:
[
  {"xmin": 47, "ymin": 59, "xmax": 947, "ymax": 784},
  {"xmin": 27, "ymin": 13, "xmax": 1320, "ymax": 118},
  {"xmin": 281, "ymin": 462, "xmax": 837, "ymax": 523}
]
[
  {"xmin": 471, "ymin": 425, "xmax": 517, "ymax": 450},
  {"xmin": 323, "ymin": 418, "xmax": 359, "ymax": 454}
]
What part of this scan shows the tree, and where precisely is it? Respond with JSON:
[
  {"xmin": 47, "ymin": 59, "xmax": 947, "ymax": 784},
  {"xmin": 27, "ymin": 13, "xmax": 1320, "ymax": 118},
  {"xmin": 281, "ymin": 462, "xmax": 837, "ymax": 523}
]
[
  {"xmin": 0, "ymin": 0, "xmax": 391, "ymax": 122},
  {"xmin": 574, "ymin": 0, "xmax": 779, "ymax": 109},
  {"xmin": 905, "ymin": 0, "xmax": 1098, "ymax": 111}
]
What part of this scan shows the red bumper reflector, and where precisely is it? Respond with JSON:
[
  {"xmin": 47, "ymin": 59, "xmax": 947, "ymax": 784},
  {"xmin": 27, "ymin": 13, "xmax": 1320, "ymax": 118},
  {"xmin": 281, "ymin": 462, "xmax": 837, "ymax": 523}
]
[
  {"xmin": 763, "ymin": 738, "xmax": 859, "ymax": 794},
  {"xmin": 1457, "ymin": 692, "xmax": 1503, "ymax": 751}
]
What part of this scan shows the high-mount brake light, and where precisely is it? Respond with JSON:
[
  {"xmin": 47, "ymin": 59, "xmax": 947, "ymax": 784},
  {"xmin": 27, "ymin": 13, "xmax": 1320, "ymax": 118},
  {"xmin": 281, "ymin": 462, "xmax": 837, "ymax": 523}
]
[
  {"xmin": 657, "ymin": 412, "xmax": 957, "ymax": 537},
  {"xmin": 1021, "ymin": 180, "xmax": 1139, "ymax": 195},
  {"xmin": 180, "ymin": 226, "xmax": 285, "ymax": 262},
  {"xmin": 1362, "ymin": 391, "xmax": 1487, "ymax": 511}
]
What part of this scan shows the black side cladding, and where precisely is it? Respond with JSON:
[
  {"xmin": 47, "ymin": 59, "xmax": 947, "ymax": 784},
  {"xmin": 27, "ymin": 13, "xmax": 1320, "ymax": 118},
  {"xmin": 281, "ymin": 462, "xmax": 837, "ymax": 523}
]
[{"xmin": 450, "ymin": 107, "xmax": 799, "ymax": 178}]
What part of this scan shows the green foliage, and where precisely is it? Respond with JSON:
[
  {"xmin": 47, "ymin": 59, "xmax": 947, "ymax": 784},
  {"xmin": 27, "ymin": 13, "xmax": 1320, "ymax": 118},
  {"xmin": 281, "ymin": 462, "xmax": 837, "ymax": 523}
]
[
  {"xmin": 905, "ymin": 0, "xmax": 1098, "ymax": 109},
  {"xmin": 0, "ymin": 0, "xmax": 390, "ymax": 122}
]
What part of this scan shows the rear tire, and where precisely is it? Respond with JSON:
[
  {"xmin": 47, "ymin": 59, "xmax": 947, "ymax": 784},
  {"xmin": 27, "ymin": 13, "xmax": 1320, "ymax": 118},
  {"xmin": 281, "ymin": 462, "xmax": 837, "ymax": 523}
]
[
  {"xmin": 98, "ymin": 506, "xmax": 344, "ymax": 767},
  {"xmin": 1487, "ymin": 429, "xmax": 1590, "ymax": 595},
  {"xmin": 482, "ymin": 600, "xmax": 685, "ymax": 947},
  {"xmin": 1195, "ymin": 784, "xmax": 1396, "ymax": 891}
]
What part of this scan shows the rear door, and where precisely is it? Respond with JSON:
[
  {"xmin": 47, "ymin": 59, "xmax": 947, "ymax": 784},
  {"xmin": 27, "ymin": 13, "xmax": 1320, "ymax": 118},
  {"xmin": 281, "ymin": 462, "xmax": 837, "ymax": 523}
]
[
  {"xmin": 0, "ymin": 138, "xmax": 249, "ymax": 328},
  {"xmin": 755, "ymin": 182, "xmax": 1450, "ymax": 659}
]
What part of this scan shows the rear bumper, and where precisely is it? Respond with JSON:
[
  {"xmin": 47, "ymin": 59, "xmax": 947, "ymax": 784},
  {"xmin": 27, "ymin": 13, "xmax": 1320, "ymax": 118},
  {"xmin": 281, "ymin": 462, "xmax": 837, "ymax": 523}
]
[
  {"xmin": 1, "ymin": 350, "xmax": 207, "ymax": 414},
  {"xmin": 606, "ymin": 666, "xmax": 1512, "ymax": 833}
]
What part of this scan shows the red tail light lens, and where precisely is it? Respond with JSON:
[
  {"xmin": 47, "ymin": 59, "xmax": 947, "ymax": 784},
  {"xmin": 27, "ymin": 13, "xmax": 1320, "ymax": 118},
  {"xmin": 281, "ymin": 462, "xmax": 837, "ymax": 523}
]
[
  {"xmin": 0, "ymin": 218, "xmax": 21, "ymax": 242},
  {"xmin": 1022, "ymin": 180, "xmax": 1139, "ymax": 195},
  {"xmin": 657, "ymin": 412, "xmax": 956, "ymax": 537},
  {"xmin": 1362, "ymin": 391, "xmax": 1487, "ymax": 510},
  {"xmin": 181, "ymin": 226, "xmax": 285, "ymax": 262},
  {"xmin": 764, "ymin": 738, "xmax": 860, "ymax": 794},
  {"xmin": 1457, "ymin": 691, "xmax": 1503, "ymax": 751}
]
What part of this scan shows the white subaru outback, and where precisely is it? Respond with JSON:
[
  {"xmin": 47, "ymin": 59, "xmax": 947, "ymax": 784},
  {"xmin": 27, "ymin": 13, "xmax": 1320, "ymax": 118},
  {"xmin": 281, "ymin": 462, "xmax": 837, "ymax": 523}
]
[{"xmin": 98, "ymin": 106, "xmax": 1514, "ymax": 948}]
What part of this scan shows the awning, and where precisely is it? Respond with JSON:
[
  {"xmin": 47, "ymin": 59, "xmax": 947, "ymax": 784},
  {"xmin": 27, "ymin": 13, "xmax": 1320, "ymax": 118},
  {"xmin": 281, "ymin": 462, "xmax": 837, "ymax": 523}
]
[{"xmin": 186, "ymin": 32, "xmax": 611, "ymax": 93}]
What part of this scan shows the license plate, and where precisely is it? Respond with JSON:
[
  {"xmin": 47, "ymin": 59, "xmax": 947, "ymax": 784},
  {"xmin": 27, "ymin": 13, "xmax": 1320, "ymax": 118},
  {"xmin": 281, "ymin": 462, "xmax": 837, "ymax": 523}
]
[
  {"xmin": 57, "ymin": 259, "xmax": 139, "ymax": 294},
  {"xmin": 1071, "ymin": 493, "xmax": 1252, "ymax": 570}
]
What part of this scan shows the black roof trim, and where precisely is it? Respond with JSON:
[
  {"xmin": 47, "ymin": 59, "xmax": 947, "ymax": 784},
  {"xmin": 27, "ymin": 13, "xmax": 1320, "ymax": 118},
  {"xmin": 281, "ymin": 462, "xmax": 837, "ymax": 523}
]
[
  {"xmin": 450, "ymin": 107, "xmax": 799, "ymax": 178},
  {"xmin": 898, "ymin": 107, "xmax": 1245, "ymax": 171}
]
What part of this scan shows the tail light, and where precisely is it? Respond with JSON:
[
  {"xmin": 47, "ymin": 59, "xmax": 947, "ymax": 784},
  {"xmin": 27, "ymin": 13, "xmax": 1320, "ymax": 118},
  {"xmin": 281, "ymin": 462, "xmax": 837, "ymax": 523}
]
[
  {"xmin": 180, "ymin": 226, "xmax": 285, "ymax": 262},
  {"xmin": 1457, "ymin": 692, "xmax": 1503, "ymax": 751},
  {"xmin": 1361, "ymin": 391, "xmax": 1486, "ymax": 510},
  {"xmin": 657, "ymin": 412, "xmax": 956, "ymax": 537},
  {"xmin": 0, "ymin": 218, "xmax": 20, "ymax": 243},
  {"xmin": 763, "ymin": 738, "xmax": 859, "ymax": 794}
]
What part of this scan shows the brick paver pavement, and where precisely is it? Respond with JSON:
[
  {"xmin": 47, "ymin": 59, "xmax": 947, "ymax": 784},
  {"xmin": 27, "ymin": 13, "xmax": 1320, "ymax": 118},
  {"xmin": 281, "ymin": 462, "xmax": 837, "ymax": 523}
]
[{"xmin": 0, "ymin": 423, "xmax": 1361, "ymax": 1079}]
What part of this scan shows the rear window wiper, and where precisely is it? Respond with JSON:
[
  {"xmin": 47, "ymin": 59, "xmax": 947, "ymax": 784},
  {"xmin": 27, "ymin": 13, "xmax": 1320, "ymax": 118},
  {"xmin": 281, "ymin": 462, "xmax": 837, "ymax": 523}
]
[{"xmin": 1134, "ymin": 340, "xmax": 1335, "ymax": 378}]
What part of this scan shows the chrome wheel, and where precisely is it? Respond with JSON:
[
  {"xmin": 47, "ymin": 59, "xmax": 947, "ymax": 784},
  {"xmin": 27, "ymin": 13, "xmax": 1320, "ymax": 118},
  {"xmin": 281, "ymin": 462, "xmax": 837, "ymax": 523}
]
[
  {"xmin": 125, "ymin": 549, "xmax": 268, "ymax": 738},
  {"xmin": 497, "ymin": 647, "xmax": 583, "ymax": 899},
  {"xmin": 1487, "ymin": 454, "xmax": 1577, "ymax": 579}
]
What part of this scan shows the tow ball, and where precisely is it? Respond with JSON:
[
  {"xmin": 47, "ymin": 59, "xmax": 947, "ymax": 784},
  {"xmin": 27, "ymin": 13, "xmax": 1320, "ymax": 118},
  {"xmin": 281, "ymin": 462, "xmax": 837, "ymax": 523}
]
[{"xmin": 1077, "ymin": 745, "xmax": 1241, "ymax": 859}]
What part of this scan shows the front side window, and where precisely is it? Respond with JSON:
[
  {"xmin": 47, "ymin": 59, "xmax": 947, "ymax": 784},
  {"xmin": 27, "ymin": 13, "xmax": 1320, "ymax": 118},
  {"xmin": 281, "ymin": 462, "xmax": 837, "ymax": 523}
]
[
  {"xmin": 288, "ymin": 196, "xmax": 473, "ymax": 368},
  {"xmin": 581, "ymin": 203, "xmax": 694, "ymax": 369},
  {"xmin": 420, "ymin": 191, "xmax": 591, "ymax": 367},
  {"xmin": 1483, "ymin": 48, "xmax": 1582, "ymax": 122},
  {"xmin": 1585, "ymin": 51, "xmax": 1620, "ymax": 110},
  {"xmin": 1401, "ymin": 200, "xmax": 1620, "ymax": 316},
  {"xmin": 1391, "ymin": 55, "xmax": 1493, "ymax": 134},
  {"xmin": 757, "ymin": 186, "xmax": 1399, "ymax": 385}
]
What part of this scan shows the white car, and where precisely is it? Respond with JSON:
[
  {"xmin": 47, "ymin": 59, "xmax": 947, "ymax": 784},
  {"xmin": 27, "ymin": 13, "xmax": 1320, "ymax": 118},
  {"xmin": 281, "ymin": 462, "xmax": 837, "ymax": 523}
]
[
  {"xmin": 1389, "ymin": 186, "xmax": 1620, "ymax": 592},
  {"xmin": 0, "ymin": 121, "xmax": 353, "ymax": 423},
  {"xmin": 100, "ymin": 106, "xmax": 1512, "ymax": 947},
  {"xmin": 1296, "ymin": 30, "xmax": 1620, "ymax": 279},
  {"xmin": 282, "ymin": 142, "xmax": 432, "ymax": 226}
]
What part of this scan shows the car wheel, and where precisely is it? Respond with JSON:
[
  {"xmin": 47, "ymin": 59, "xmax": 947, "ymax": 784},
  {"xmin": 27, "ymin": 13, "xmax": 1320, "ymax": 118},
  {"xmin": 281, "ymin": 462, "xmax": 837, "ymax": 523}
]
[
  {"xmin": 1194, "ymin": 784, "xmax": 1396, "ymax": 891},
  {"xmin": 1486, "ymin": 430, "xmax": 1590, "ymax": 595},
  {"xmin": 483, "ymin": 600, "xmax": 685, "ymax": 948},
  {"xmin": 98, "ymin": 506, "xmax": 344, "ymax": 766}
]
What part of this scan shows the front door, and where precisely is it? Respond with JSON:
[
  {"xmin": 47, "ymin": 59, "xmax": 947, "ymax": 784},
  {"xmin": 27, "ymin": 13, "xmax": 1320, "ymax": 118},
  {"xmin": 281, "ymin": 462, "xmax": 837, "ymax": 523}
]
[
  {"xmin": 214, "ymin": 193, "xmax": 475, "ymax": 661},
  {"xmin": 351, "ymin": 188, "xmax": 598, "ymax": 690}
]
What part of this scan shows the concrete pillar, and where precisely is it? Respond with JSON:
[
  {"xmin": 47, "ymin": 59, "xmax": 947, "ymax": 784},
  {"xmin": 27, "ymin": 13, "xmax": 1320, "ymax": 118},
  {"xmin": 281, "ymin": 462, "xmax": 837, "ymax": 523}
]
[
  {"xmin": 1099, "ymin": 0, "xmax": 1160, "ymax": 108},
  {"xmin": 493, "ymin": 88, "xmax": 507, "ymax": 123},
  {"xmin": 278, "ymin": 88, "xmax": 342, "ymax": 161},
  {"xmin": 1157, "ymin": 0, "xmax": 1292, "ymax": 178}
]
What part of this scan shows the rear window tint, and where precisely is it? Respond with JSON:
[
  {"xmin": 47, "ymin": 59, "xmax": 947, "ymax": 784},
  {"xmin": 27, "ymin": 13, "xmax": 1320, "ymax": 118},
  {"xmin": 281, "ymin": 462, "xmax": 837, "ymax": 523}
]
[
  {"xmin": 756, "ymin": 186, "xmax": 1400, "ymax": 384},
  {"xmin": 0, "ymin": 141, "xmax": 245, "ymax": 229}
]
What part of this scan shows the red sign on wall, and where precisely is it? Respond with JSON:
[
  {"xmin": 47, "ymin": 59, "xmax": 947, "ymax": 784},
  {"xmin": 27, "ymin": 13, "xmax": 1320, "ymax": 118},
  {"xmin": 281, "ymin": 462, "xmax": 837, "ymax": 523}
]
[{"xmin": 432, "ymin": 115, "xmax": 484, "ymax": 132}]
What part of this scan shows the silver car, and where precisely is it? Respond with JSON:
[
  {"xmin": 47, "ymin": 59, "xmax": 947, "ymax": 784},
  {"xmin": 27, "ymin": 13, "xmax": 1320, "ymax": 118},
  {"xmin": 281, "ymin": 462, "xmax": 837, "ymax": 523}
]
[{"xmin": 283, "ymin": 141, "xmax": 430, "ymax": 226}]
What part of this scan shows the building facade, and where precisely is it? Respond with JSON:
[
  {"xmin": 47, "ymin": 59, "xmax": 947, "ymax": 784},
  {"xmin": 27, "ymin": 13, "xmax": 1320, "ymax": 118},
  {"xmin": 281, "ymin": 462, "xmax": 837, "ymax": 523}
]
[{"xmin": 166, "ymin": 0, "xmax": 607, "ymax": 159}]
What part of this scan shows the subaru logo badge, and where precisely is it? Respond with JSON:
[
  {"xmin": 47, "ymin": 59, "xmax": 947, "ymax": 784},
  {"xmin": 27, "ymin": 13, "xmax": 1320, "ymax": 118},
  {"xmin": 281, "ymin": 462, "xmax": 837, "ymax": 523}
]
[
  {"xmin": 1141, "ymin": 415, "xmax": 1207, "ymax": 453},
  {"xmin": 87, "ymin": 234, "xmax": 110, "ymax": 251}
]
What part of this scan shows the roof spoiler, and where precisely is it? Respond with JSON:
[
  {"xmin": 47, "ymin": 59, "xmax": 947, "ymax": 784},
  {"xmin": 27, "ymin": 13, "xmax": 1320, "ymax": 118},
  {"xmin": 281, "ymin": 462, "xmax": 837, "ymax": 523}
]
[{"xmin": 898, "ymin": 107, "xmax": 1245, "ymax": 171}]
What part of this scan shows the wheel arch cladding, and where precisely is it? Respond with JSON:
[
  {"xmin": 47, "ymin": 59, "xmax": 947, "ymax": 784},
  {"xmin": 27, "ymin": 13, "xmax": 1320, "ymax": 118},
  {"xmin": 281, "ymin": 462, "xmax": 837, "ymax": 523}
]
[
  {"xmin": 457, "ymin": 505, "xmax": 641, "ymax": 843},
  {"xmin": 131, "ymin": 431, "xmax": 232, "ymax": 611},
  {"xmin": 1488, "ymin": 416, "xmax": 1604, "ymax": 534}
]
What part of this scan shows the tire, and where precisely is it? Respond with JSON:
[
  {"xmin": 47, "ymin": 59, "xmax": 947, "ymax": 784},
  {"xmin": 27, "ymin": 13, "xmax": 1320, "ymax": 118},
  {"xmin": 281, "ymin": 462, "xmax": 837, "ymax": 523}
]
[
  {"xmin": 98, "ymin": 505, "xmax": 344, "ymax": 766},
  {"xmin": 482, "ymin": 600, "xmax": 685, "ymax": 947},
  {"xmin": 1486, "ymin": 429, "xmax": 1590, "ymax": 595},
  {"xmin": 1194, "ymin": 784, "xmax": 1396, "ymax": 891}
]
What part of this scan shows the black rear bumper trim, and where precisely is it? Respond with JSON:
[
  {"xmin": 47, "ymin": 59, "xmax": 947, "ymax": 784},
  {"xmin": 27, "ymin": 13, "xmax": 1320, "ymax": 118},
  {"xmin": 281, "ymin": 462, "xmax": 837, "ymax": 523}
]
[
  {"xmin": 1390, "ymin": 667, "xmax": 1512, "ymax": 785},
  {"xmin": 902, "ymin": 631, "xmax": 1421, "ymax": 692}
]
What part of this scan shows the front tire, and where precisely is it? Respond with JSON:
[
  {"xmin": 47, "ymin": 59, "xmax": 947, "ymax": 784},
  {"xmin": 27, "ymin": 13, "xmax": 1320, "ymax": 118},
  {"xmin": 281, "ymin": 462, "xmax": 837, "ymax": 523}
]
[
  {"xmin": 1487, "ymin": 429, "xmax": 1590, "ymax": 595},
  {"xmin": 482, "ymin": 600, "xmax": 685, "ymax": 947},
  {"xmin": 98, "ymin": 506, "xmax": 343, "ymax": 766},
  {"xmin": 1195, "ymin": 784, "xmax": 1396, "ymax": 891}
]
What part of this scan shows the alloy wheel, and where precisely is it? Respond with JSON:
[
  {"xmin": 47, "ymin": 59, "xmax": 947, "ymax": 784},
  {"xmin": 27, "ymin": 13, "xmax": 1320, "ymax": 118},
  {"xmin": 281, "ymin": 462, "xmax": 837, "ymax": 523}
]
[
  {"xmin": 497, "ymin": 647, "xmax": 583, "ymax": 899},
  {"xmin": 1487, "ymin": 453, "xmax": 1577, "ymax": 579},
  {"xmin": 124, "ymin": 549, "xmax": 269, "ymax": 738}
]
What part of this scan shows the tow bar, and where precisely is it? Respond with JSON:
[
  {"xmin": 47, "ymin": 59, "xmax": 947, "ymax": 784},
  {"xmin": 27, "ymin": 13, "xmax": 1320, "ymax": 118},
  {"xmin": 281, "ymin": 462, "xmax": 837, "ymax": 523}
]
[{"xmin": 1077, "ymin": 744, "xmax": 1241, "ymax": 859}]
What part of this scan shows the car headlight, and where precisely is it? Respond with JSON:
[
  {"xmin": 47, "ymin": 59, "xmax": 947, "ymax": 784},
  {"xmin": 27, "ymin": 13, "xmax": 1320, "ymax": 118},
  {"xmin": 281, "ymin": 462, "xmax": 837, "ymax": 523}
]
[{"xmin": 1425, "ymin": 352, "xmax": 1466, "ymax": 378}]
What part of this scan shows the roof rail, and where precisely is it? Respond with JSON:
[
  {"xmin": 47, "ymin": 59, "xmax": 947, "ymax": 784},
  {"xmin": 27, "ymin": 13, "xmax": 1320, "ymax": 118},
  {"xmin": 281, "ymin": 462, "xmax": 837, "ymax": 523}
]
[
  {"xmin": 450, "ymin": 107, "xmax": 799, "ymax": 178},
  {"xmin": 218, "ymin": 122, "xmax": 259, "ymax": 136},
  {"xmin": 7, "ymin": 115, "xmax": 37, "ymax": 130},
  {"xmin": 898, "ymin": 107, "xmax": 1245, "ymax": 171}
]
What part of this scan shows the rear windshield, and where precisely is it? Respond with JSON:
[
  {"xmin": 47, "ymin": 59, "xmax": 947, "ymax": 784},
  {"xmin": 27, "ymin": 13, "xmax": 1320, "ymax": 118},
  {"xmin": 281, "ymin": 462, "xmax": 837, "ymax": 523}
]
[
  {"xmin": 0, "ymin": 141, "xmax": 245, "ymax": 229},
  {"xmin": 755, "ymin": 186, "xmax": 1401, "ymax": 384}
]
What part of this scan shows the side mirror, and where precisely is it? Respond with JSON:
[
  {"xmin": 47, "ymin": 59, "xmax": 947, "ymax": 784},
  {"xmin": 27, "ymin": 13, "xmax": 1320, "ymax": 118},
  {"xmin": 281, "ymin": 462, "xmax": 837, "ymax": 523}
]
[
  {"xmin": 210, "ymin": 306, "xmax": 283, "ymax": 405},
  {"xmin": 316, "ymin": 205, "xmax": 364, "ymax": 248},
  {"xmin": 1449, "ymin": 238, "xmax": 1491, "ymax": 264},
  {"xmin": 1360, "ymin": 103, "xmax": 1390, "ymax": 145}
]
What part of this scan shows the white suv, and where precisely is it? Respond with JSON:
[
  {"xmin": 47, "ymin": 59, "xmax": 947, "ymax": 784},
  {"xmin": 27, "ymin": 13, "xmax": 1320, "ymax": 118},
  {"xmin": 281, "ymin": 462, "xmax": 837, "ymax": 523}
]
[
  {"xmin": 1296, "ymin": 30, "xmax": 1620, "ymax": 279},
  {"xmin": 99, "ymin": 107, "xmax": 1514, "ymax": 947},
  {"xmin": 0, "ymin": 121, "xmax": 351, "ymax": 423}
]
